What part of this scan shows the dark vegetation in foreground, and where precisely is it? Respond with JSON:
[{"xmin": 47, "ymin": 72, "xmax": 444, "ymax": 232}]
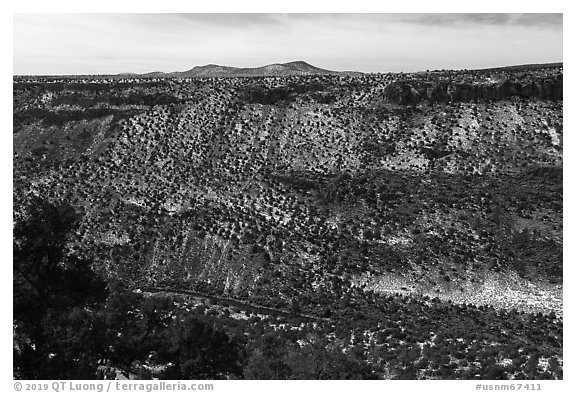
[{"xmin": 14, "ymin": 200, "xmax": 562, "ymax": 380}]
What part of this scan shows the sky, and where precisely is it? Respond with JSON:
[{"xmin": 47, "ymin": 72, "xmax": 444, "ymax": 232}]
[{"xmin": 13, "ymin": 13, "xmax": 563, "ymax": 75}]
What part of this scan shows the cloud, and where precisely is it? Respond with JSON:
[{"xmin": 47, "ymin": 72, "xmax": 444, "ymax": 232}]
[
  {"xmin": 513, "ymin": 13, "xmax": 563, "ymax": 27},
  {"xmin": 403, "ymin": 13, "xmax": 562, "ymax": 27},
  {"xmin": 170, "ymin": 13, "xmax": 286, "ymax": 27}
]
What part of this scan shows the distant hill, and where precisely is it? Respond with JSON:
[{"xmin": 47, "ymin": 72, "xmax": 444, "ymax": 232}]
[
  {"xmin": 125, "ymin": 61, "xmax": 353, "ymax": 78},
  {"xmin": 476, "ymin": 62, "xmax": 563, "ymax": 72}
]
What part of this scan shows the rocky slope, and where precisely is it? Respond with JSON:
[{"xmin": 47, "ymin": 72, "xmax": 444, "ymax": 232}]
[{"xmin": 13, "ymin": 64, "xmax": 563, "ymax": 379}]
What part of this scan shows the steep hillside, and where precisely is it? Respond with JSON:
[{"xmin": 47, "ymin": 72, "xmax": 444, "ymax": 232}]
[{"xmin": 13, "ymin": 64, "xmax": 563, "ymax": 379}]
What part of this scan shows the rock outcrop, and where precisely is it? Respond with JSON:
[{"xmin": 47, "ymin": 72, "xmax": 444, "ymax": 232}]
[{"xmin": 384, "ymin": 67, "xmax": 562, "ymax": 105}]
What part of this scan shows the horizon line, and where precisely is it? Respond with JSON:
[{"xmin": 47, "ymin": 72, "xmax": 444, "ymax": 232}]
[{"xmin": 12, "ymin": 60, "xmax": 564, "ymax": 77}]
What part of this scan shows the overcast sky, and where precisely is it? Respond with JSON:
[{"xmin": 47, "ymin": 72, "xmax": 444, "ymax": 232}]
[{"xmin": 13, "ymin": 13, "xmax": 563, "ymax": 75}]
